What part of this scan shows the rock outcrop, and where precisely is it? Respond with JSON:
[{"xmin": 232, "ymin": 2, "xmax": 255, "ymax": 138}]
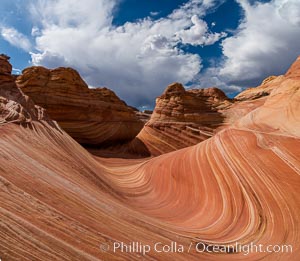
[
  {"xmin": 133, "ymin": 83, "xmax": 232, "ymax": 155},
  {"xmin": 0, "ymin": 55, "xmax": 53, "ymax": 126},
  {"xmin": 225, "ymin": 55, "xmax": 300, "ymax": 125},
  {"xmin": 286, "ymin": 56, "xmax": 300, "ymax": 79},
  {"xmin": 0, "ymin": 54, "xmax": 14, "ymax": 84},
  {"xmin": 236, "ymin": 56, "xmax": 300, "ymax": 136},
  {"xmin": 16, "ymin": 66, "xmax": 144, "ymax": 145},
  {"xmin": 234, "ymin": 75, "xmax": 284, "ymax": 101}
]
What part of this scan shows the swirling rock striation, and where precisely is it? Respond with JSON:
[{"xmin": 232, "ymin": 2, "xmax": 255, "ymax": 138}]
[
  {"xmin": 16, "ymin": 66, "xmax": 144, "ymax": 145},
  {"xmin": 0, "ymin": 55, "xmax": 300, "ymax": 261},
  {"xmin": 133, "ymin": 83, "xmax": 232, "ymax": 155}
]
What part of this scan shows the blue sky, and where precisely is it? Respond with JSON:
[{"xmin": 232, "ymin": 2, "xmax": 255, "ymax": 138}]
[{"xmin": 1, "ymin": 0, "xmax": 300, "ymax": 108}]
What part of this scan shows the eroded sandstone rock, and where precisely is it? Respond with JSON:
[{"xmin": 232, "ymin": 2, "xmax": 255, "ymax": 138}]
[
  {"xmin": 133, "ymin": 83, "xmax": 232, "ymax": 155},
  {"xmin": 16, "ymin": 66, "xmax": 144, "ymax": 145},
  {"xmin": 0, "ymin": 56, "xmax": 52, "ymax": 125}
]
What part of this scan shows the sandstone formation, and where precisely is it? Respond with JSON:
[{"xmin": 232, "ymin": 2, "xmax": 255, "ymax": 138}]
[
  {"xmin": 16, "ymin": 66, "xmax": 143, "ymax": 145},
  {"xmin": 236, "ymin": 57, "xmax": 300, "ymax": 136},
  {"xmin": 0, "ymin": 55, "xmax": 53, "ymax": 126},
  {"xmin": 234, "ymin": 75, "xmax": 284, "ymax": 101},
  {"xmin": 220, "ymin": 74, "xmax": 288, "ymax": 128},
  {"xmin": 285, "ymin": 56, "xmax": 300, "ymax": 79},
  {"xmin": 132, "ymin": 83, "xmax": 232, "ymax": 155},
  {"xmin": 1, "ymin": 56, "xmax": 300, "ymax": 260},
  {"xmin": 135, "ymin": 110, "xmax": 152, "ymax": 123},
  {"xmin": 0, "ymin": 54, "xmax": 14, "ymax": 84},
  {"xmin": 134, "ymin": 64, "xmax": 297, "ymax": 156}
]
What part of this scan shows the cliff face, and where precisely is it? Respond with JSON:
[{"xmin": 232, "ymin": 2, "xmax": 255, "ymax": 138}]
[
  {"xmin": 16, "ymin": 66, "xmax": 144, "ymax": 145},
  {"xmin": 132, "ymin": 83, "xmax": 232, "ymax": 155}
]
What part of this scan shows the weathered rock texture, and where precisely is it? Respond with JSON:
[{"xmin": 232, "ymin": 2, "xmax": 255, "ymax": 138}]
[
  {"xmin": 133, "ymin": 83, "xmax": 232, "ymax": 155},
  {"xmin": 236, "ymin": 56, "xmax": 300, "ymax": 136},
  {"xmin": 16, "ymin": 66, "xmax": 143, "ymax": 145},
  {"xmin": 0, "ymin": 55, "xmax": 54, "ymax": 126},
  {"xmin": 135, "ymin": 110, "xmax": 152, "ymax": 123},
  {"xmin": 0, "ymin": 56, "xmax": 300, "ymax": 261},
  {"xmin": 0, "ymin": 54, "xmax": 14, "ymax": 84}
]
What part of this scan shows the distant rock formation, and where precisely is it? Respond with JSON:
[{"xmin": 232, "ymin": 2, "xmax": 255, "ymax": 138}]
[
  {"xmin": 128, "ymin": 57, "xmax": 300, "ymax": 156},
  {"xmin": 16, "ymin": 66, "xmax": 144, "ymax": 145},
  {"xmin": 132, "ymin": 83, "xmax": 232, "ymax": 155},
  {"xmin": 234, "ymin": 75, "xmax": 284, "ymax": 101},
  {"xmin": 135, "ymin": 110, "xmax": 152, "ymax": 123}
]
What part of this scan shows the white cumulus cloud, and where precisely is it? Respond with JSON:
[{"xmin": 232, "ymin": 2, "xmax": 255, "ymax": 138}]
[
  {"xmin": 176, "ymin": 15, "xmax": 226, "ymax": 46},
  {"xmin": 220, "ymin": 0, "xmax": 300, "ymax": 86},
  {"xmin": 1, "ymin": 26, "xmax": 32, "ymax": 52},
  {"xmin": 27, "ymin": 0, "xmax": 226, "ymax": 107}
]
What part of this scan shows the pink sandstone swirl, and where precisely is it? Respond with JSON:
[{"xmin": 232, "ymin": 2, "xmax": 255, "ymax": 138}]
[{"xmin": 0, "ymin": 55, "xmax": 300, "ymax": 260}]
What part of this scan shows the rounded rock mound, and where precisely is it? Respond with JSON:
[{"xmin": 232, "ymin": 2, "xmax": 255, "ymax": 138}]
[{"xmin": 16, "ymin": 66, "xmax": 144, "ymax": 146}]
